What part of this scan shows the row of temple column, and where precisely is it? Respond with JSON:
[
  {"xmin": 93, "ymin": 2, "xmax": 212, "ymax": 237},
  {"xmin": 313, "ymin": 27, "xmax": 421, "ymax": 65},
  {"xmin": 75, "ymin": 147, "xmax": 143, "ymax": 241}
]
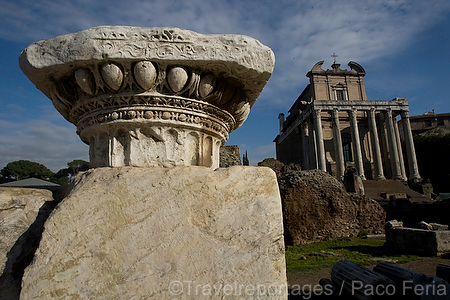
[{"xmin": 310, "ymin": 107, "xmax": 420, "ymax": 182}]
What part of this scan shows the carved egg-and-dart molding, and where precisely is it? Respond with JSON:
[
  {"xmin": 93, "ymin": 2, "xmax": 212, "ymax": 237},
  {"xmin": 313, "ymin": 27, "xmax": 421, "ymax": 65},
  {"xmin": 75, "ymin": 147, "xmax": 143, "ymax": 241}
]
[{"xmin": 19, "ymin": 26, "xmax": 275, "ymax": 168}]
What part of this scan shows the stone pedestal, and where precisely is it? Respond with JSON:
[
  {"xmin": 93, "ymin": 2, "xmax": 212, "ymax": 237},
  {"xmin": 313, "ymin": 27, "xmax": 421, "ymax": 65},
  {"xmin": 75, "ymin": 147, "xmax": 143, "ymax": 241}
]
[{"xmin": 20, "ymin": 166, "xmax": 287, "ymax": 299}]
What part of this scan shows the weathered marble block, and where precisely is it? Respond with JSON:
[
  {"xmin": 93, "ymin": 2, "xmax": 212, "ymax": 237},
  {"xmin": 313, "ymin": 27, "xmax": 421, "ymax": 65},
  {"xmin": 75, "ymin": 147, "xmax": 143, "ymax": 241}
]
[
  {"xmin": 0, "ymin": 188, "xmax": 55, "ymax": 299},
  {"xmin": 19, "ymin": 26, "xmax": 275, "ymax": 168},
  {"xmin": 20, "ymin": 166, "xmax": 287, "ymax": 299},
  {"xmin": 386, "ymin": 226, "xmax": 450, "ymax": 256}
]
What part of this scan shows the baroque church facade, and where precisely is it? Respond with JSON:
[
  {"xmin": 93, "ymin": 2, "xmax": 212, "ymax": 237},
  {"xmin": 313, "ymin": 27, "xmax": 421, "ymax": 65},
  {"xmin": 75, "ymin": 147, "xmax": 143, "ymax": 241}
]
[{"xmin": 274, "ymin": 60, "xmax": 421, "ymax": 184}]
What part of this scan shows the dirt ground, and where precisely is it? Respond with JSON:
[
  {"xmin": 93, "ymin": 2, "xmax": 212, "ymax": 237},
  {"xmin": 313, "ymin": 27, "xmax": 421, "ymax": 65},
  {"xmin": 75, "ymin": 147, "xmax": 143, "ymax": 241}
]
[{"xmin": 287, "ymin": 257, "xmax": 450, "ymax": 299}]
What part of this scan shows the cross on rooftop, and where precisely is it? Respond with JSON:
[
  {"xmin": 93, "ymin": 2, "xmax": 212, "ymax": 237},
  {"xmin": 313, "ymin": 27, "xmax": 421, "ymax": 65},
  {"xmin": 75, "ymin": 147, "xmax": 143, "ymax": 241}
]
[{"xmin": 331, "ymin": 53, "xmax": 338, "ymax": 62}]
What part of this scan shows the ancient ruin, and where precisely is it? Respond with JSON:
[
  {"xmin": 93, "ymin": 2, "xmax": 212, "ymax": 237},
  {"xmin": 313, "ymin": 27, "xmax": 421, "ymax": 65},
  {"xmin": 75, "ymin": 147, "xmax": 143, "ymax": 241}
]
[
  {"xmin": 20, "ymin": 26, "xmax": 274, "ymax": 169},
  {"xmin": 18, "ymin": 26, "xmax": 287, "ymax": 299},
  {"xmin": 275, "ymin": 60, "xmax": 421, "ymax": 184},
  {"xmin": 321, "ymin": 260, "xmax": 450, "ymax": 299},
  {"xmin": 0, "ymin": 187, "xmax": 56, "ymax": 299},
  {"xmin": 259, "ymin": 159, "xmax": 386, "ymax": 245},
  {"xmin": 385, "ymin": 220, "xmax": 450, "ymax": 256}
]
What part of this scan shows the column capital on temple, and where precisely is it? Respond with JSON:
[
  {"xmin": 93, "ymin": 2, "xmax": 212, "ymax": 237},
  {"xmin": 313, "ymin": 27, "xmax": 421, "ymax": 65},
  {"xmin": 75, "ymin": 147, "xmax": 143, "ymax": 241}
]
[
  {"xmin": 348, "ymin": 108, "xmax": 358, "ymax": 118},
  {"xmin": 401, "ymin": 110, "xmax": 410, "ymax": 118}
]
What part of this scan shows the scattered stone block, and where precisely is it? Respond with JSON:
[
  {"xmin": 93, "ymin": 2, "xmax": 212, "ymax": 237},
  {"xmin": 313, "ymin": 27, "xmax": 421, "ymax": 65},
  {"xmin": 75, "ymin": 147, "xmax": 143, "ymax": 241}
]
[
  {"xmin": 385, "ymin": 219, "xmax": 403, "ymax": 229},
  {"xmin": 0, "ymin": 187, "xmax": 56, "ymax": 300},
  {"xmin": 430, "ymin": 223, "xmax": 449, "ymax": 231},
  {"xmin": 385, "ymin": 226, "xmax": 450, "ymax": 256},
  {"xmin": 387, "ymin": 193, "xmax": 408, "ymax": 200},
  {"xmin": 418, "ymin": 221, "xmax": 433, "ymax": 230}
]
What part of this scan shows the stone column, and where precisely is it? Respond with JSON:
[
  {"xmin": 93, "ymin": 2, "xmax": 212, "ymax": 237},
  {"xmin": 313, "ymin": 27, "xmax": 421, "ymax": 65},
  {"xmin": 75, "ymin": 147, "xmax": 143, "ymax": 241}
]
[
  {"xmin": 308, "ymin": 117, "xmax": 319, "ymax": 169},
  {"xmin": 301, "ymin": 122, "xmax": 310, "ymax": 169},
  {"xmin": 393, "ymin": 116, "xmax": 407, "ymax": 180},
  {"xmin": 368, "ymin": 108, "xmax": 385, "ymax": 180},
  {"xmin": 331, "ymin": 108, "xmax": 345, "ymax": 180},
  {"xmin": 313, "ymin": 108, "xmax": 327, "ymax": 171},
  {"xmin": 401, "ymin": 111, "xmax": 421, "ymax": 181},
  {"xmin": 348, "ymin": 109, "xmax": 366, "ymax": 180},
  {"xmin": 385, "ymin": 109, "xmax": 403, "ymax": 180}
]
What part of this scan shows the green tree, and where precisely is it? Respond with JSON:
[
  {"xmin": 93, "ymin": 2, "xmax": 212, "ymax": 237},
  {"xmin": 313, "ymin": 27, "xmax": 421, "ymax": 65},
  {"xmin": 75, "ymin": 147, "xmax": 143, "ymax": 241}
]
[
  {"xmin": 49, "ymin": 160, "xmax": 91, "ymax": 185},
  {"xmin": 51, "ymin": 168, "xmax": 70, "ymax": 186},
  {"xmin": 0, "ymin": 160, "xmax": 54, "ymax": 181},
  {"xmin": 67, "ymin": 159, "xmax": 91, "ymax": 178},
  {"xmin": 243, "ymin": 151, "xmax": 249, "ymax": 166}
]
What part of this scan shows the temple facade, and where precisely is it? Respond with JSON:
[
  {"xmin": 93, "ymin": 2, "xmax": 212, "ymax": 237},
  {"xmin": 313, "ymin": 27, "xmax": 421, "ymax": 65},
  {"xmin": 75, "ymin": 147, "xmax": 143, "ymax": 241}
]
[{"xmin": 274, "ymin": 60, "xmax": 421, "ymax": 183}]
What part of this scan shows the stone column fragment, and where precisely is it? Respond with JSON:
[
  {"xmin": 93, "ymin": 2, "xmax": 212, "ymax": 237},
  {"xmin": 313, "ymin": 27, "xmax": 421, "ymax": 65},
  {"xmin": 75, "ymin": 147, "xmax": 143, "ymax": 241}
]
[
  {"xmin": 331, "ymin": 260, "xmax": 394, "ymax": 300},
  {"xmin": 19, "ymin": 26, "xmax": 275, "ymax": 169},
  {"xmin": 374, "ymin": 262, "xmax": 450, "ymax": 299}
]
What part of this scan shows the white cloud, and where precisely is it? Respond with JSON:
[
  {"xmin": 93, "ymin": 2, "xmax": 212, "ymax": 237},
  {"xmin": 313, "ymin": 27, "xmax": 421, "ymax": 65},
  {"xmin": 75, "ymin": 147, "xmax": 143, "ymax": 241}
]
[
  {"xmin": 1, "ymin": 0, "xmax": 450, "ymax": 171},
  {"xmin": 262, "ymin": 0, "xmax": 450, "ymax": 108},
  {"xmin": 0, "ymin": 119, "xmax": 88, "ymax": 172}
]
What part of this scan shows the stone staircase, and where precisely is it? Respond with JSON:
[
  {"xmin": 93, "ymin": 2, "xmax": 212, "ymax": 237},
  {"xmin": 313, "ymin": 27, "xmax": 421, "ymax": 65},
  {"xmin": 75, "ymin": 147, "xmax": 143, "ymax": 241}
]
[{"xmin": 363, "ymin": 179, "xmax": 430, "ymax": 203}]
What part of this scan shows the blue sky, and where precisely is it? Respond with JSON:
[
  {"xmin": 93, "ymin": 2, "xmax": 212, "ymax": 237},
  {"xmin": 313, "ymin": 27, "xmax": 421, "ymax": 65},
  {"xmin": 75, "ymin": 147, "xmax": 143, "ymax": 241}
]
[{"xmin": 1, "ymin": 0, "xmax": 450, "ymax": 171}]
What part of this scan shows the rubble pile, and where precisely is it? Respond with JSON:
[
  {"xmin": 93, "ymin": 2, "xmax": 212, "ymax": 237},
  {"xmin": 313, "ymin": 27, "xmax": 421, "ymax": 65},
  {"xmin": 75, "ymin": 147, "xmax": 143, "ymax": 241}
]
[{"xmin": 260, "ymin": 159, "xmax": 386, "ymax": 245}]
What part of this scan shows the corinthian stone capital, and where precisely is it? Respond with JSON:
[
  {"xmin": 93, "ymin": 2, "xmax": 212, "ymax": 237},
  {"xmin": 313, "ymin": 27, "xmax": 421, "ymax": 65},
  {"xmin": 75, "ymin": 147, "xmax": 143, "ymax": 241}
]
[{"xmin": 20, "ymin": 26, "xmax": 275, "ymax": 168}]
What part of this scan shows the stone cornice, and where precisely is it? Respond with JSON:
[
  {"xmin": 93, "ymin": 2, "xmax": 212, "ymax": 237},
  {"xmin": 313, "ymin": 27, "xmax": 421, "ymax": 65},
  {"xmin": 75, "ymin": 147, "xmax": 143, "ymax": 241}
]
[{"xmin": 277, "ymin": 98, "xmax": 409, "ymax": 144}]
